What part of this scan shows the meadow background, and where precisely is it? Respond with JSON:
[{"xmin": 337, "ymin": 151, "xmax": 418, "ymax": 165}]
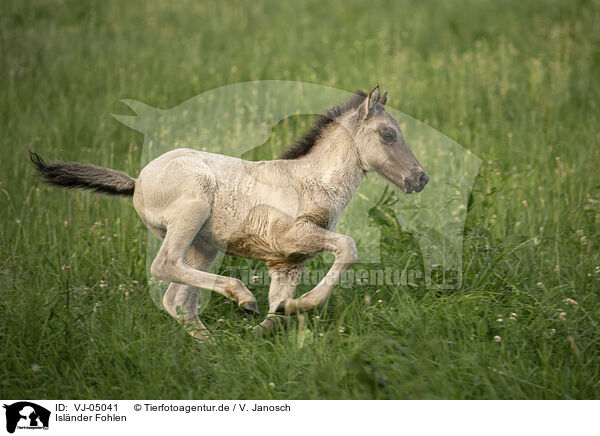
[{"xmin": 1, "ymin": 0, "xmax": 599, "ymax": 399}]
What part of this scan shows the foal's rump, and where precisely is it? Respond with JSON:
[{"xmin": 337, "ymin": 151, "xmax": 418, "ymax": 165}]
[{"xmin": 132, "ymin": 149, "xmax": 220, "ymax": 235}]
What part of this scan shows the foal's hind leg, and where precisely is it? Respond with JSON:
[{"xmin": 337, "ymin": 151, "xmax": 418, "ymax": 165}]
[
  {"xmin": 151, "ymin": 200, "xmax": 258, "ymax": 315},
  {"xmin": 162, "ymin": 243, "xmax": 218, "ymax": 340}
]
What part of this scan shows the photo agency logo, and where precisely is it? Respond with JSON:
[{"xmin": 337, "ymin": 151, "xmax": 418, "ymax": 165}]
[
  {"xmin": 3, "ymin": 402, "xmax": 50, "ymax": 433},
  {"xmin": 113, "ymin": 81, "xmax": 481, "ymax": 313}
]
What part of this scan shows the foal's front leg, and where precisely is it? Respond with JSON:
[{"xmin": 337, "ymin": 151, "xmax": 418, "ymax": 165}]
[
  {"xmin": 253, "ymin": 265, "xmax": 302, "ymax": 336},
  {"xmin": 275, "ymin": 221, "xmax": 358, "ymax": 315}
]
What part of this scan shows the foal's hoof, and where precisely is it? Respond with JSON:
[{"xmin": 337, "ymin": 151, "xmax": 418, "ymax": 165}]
[
  {"xmin": 275, "ymin": 299, "xmax": 299, "ymax": 315},
  {"xmin": 252, "ymin": 323, "xmax": 270, "ymax": 338},
  {"xmin": 275, "ymin": 300, "xmax": 289, "ymax": 315},
  {"xmin": 276, "ymin": 298, "xmax": 317, "ymax": 315},
  {"xmin": 252, "ymin": 315, "xmax": 288, "ymax": 337},
  {"xmin": 185, "ymin": 326, "xmax": 214, "ymax": 344},
  {"xmin": 240, "ymin": 301, "xmax": 260, "ymax": 315}
]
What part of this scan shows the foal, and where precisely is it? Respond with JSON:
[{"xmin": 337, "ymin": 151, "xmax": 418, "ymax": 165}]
[{"xmin": 31, "ymin": 86, "xmax": 428, "ymax": 340}]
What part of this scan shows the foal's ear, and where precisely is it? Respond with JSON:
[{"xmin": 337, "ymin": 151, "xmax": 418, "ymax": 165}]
[{"xmin": 362, "ymin": 85, "xmax": 380, "ymax": 120}]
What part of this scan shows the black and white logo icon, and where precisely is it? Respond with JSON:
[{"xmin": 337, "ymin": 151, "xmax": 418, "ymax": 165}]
[{"xmin": 3, "ymin": 402, "xmax": 50, "ymax": 434}]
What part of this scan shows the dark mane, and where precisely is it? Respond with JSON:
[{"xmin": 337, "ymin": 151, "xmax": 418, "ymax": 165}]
[{"xmin": 279, "ymin": 90, "xmax": 367, "ymax": 160}]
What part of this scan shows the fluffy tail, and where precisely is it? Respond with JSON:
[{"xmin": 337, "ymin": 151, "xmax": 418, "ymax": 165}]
[{"xmin": 29, "ymin": 151, "xmax": 135, "ymax": 196}]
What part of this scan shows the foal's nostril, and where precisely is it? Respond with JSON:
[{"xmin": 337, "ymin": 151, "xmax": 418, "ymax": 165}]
[{"xmin": 419, "ymin": 172, "xmax": 429, "ymax": 187}]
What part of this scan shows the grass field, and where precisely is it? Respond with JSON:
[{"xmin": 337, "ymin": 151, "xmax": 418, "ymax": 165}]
[{"xmin": 1, "ymin": 0, "xmax": 599, "ymax": 399}]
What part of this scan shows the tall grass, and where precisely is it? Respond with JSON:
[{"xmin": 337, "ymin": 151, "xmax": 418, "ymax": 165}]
[{"xmin": 0, "ymin": 0, "xmax": 598, "ymax": 399}]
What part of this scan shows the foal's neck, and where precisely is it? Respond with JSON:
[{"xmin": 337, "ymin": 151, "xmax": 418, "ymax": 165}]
[{"xmin": 295, "ymin": 123, "xmax": 365, "ymax": 203}]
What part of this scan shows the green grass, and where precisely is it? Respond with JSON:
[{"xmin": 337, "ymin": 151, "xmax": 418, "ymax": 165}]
[{"xmin": 1, "ymin": 0, "xmax": 599, "ymax": 399}]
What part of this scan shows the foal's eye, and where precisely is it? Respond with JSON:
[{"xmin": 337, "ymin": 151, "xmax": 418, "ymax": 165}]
[{"xmin": 380, "ymin": 130, "xmax": 396, "ymax": 143}]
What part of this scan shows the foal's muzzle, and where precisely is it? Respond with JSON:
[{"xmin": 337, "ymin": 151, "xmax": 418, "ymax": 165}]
[{"xmin": 403, "ymin": 169, "xmax": 429, "ymax": 193}]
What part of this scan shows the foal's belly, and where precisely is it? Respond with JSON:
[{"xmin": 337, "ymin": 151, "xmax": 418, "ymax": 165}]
[{"xmin": 199, "ymin": 203, "xmax": 317, "ymax": 266}]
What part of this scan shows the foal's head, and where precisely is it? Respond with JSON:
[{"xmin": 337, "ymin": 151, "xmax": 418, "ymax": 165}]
[
  {"xmin": 280, "ymin": 85, "xmax": 429, "ymax": 193},
  {"xmin": 351, "ymin": 85, "xmax": 428, "ymax": 193}
]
